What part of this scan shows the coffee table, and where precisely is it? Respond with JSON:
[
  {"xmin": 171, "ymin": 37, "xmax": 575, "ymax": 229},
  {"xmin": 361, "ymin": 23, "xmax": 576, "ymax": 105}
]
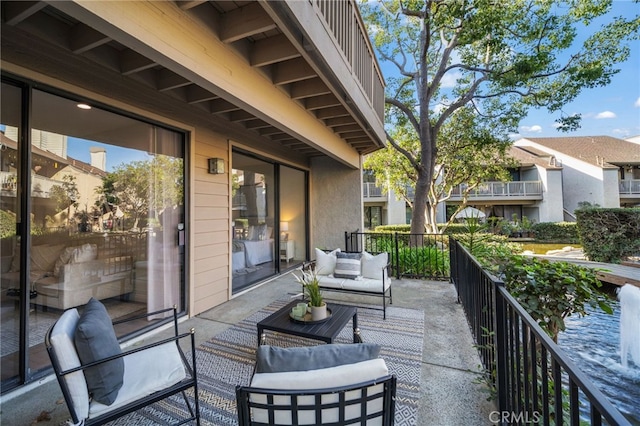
[{"xmin": 257, "ymin": 300, "xmax": 361, "ymax": 345}]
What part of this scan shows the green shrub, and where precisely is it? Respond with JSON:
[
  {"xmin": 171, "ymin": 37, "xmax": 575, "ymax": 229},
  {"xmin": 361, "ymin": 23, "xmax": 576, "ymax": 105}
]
[
  {"xmin": 576, "ymin": 208, "xmax": 640, "ymax": 263},
  {"xmin": 532, "ymin": 222, "xmax": 579, "ymax": 243}
]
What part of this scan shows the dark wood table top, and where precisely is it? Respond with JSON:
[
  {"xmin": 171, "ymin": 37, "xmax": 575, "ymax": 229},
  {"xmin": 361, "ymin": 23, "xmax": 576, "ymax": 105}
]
[{"xmin": 257, "ymin": 300, "xmax": 358, "ymax": 345}]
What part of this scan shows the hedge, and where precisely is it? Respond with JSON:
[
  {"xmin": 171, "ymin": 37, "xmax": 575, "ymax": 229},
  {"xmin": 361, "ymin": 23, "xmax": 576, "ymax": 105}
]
[
  {"xmin": 576, "ymin": 208, "xmax": 640, "ymax": 263},
  {"xmin": 531, "ymin": 222, "xmax": 580, "ymax": 243}
]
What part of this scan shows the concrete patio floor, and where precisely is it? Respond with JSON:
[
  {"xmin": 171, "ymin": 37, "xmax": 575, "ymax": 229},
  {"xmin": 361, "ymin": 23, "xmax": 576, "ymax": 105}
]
[{"xmin": 1, "ymin": 272, "xmax": 497, "ymax": 425}]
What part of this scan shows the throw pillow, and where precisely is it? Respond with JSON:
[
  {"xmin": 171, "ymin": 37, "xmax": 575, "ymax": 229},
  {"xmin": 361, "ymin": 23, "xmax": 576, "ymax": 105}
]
[
  {"xmin": 361, "ymin": 251, "xmax": 389, "ymax": 280},
  {"xmin": 74, "ymin": 298, "xmax": 124, "ymax": 405},
  {"xmin": 31, "ymin": 244, "xmax": 66, "ymax": 272},
  {"xmin": 70, "ymin": 243, "xmax": 98, "ymax": 264},
  {"xmin": 314, "ymin": 248, "xmax": 340, "ymax": 276},
  {"xmin": 334, "ymin": 252, "xmax": 361, "ymax": 279},
  {"xmin": 53, "ymin": 246, "xmax": 77, "ymax": 278},
  {"xmin": 255, "ymin": 343, "xmax": 381, "ymax": 373}
]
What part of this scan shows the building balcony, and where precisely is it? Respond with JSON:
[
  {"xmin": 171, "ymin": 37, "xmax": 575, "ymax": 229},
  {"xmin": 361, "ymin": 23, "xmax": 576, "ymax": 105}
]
[
  {"xmin": 449, "ymin": 181, "xmax": 543, "ymax": 203},
  {"xmin": 363, "ymin": 182, "xmax": 385, "ymax": 200},
  {"xmin": 619, "ymin": 179, "xmax": 640, "ymax": 197}
]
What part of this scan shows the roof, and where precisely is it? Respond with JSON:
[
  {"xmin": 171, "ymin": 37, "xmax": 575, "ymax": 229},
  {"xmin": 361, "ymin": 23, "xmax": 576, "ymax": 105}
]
[
  {"xmin": 509, "ymin": 145, "xmax": 562, "ymax": 170},
  {"xmin": 516, "ymin": 136, "xmax": 640, "ymax": 168}
]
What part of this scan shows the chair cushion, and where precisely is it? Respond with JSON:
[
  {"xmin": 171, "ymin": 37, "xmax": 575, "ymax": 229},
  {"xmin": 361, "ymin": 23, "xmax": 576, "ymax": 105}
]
[
  {"xmin": 334, "ymin": 252, "xmax": 361, "ymax": 279},
  {"xmin": 255, "ymin": 343, "xmax": 381, "ymax": 373},
  {"xmin": 89, "ymin": 342, "xmax": 187, "ymax": 416},
  {"xmin": 314, "ymin": 248, "xmax": 340, "ymax": 276},
  {"xmin": 361, "ymin": 251, "xmax": 388, "ymax": 280},
  {"xmin": 74, "ymin": 298, "xmax": 124, "ymax": 405},
  {"xmin": 49, "ymin": 308, "xmax": 90, "ymax": 421},
  {"xmin": 250, "ymin": 358, "xmax": 389, "ymax": 390}
]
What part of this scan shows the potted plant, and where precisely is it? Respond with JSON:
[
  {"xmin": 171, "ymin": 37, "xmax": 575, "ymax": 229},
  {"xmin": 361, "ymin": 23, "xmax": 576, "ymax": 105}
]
[{"xmin": 293, "ymin": 268, "xmax": 327, "ymax": 320}]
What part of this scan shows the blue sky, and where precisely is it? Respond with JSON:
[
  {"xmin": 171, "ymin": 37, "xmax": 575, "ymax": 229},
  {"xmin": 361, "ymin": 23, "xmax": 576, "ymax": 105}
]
[
  {"xmin": 513, "ymin": 1, "xmax": 639, "ymax": 139},
  {"xmin": 67, "ymin": 138, "xmax": 150, "ymax": 172}
]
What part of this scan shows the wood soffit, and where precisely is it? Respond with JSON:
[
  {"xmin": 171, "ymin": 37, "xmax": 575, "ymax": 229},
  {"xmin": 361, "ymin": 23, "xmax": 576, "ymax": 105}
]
[{"xmin": 1, "ymin": 0, "xmax": 383, "ymax": 159}]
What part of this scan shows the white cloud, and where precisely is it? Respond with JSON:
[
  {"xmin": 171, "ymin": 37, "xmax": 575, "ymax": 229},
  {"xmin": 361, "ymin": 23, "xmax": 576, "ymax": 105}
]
[
  {"xmin": 595, "ymin": 111, "xmax": 616, "ymax": 119},
  {"xmin": 635, "ymin": 97, "xmax": 640, "ymax": 108},
  {"xmin": 508, "ymin": 133, "xmax": 521, "ymax": 140},
  {"xmin": 612, "ymin": 128, "xmax": 631, "ymax": 137},
  {"xmin": 520, "ymin": 125, "xmax": 542, "ymax": 133},
  {"xmin": 440, "ymin": 70, "xmax": 462, "ymax": 88}
]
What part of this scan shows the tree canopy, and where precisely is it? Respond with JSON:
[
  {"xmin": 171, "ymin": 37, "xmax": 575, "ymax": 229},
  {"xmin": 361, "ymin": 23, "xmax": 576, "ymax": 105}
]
[{"xmin": 359, "ymin": 0, "xmax": 639, "ymax": 233}]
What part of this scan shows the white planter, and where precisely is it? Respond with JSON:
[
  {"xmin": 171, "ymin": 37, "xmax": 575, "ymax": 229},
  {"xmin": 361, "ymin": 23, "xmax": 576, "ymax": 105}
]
[{"xmin": 310, "ymin": 303, "xmax": 327, "ymax": 321}]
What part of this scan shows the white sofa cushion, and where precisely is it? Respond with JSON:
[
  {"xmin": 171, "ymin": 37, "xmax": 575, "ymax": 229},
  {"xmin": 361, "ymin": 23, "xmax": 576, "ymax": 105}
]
[
  {"xmin": 89, "ymin": 342, "xmax": 187, "ymax": 416},
  {"xmin": 314, "ymin": 248, "xmax": 340, "ymax": 276},
  {"xmin": 318, "ymin": 275, "xmax": 389, "ymax": 292},
  {"xmin": 341, "ymin": 277, "xmax": 390, "ymax": 292}
]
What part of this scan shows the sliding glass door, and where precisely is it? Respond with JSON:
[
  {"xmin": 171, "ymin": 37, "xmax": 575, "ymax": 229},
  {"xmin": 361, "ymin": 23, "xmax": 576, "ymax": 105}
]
[
  {"xmin": 0, "ymin": 79, "xmax": 186, "ymax": 392},
  {"xmin": 231, "ymin": 150, "xmax": 307, "ymax": 293}
]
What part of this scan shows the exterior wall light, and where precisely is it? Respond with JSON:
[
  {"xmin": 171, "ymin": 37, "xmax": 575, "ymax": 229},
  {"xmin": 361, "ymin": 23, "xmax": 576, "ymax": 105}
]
[{"xmin": 208, "ymin": 158, "xmax": 225, "ymax": 174}]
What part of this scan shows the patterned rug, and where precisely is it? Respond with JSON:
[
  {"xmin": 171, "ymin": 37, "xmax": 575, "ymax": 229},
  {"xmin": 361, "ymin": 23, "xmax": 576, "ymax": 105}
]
[{"xmin": 110, "ymin": 299, "xmax": 425, "ymax": 425}]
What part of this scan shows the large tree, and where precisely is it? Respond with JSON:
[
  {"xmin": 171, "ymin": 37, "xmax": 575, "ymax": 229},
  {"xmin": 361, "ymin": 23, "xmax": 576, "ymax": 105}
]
[
  {"xmin": 359, "ymin": 0, "xmax": 639, "ymax": 234},
  {"xmin": 364, "ymin": 106, "xmax": 518, "ymax": 232}
]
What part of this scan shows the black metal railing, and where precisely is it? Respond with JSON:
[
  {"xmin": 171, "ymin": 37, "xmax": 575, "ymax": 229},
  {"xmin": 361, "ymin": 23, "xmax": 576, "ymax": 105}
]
[
  {"xmin": 450, "ymin": 239, "xmax": 631, "ymax": 425},
  {"xmin": 344, "ymin": 231, "xmax": 450, "ymax": 280}
]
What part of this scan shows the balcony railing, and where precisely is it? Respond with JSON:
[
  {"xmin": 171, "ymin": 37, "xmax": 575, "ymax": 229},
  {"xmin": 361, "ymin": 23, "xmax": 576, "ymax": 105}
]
[
  {"xmin": 450, "ymin": 240, "xmax": 630, "ymax": 425},
  {"xmin": 0, "ymin": 172, "xmax": 61, "ymax": 197},
  {"xmin": 312, "ymin": 0, "xmax": 385, "ymax": 122},
  {"xmin": 450, "ymin": 181, "xmax": 543, "ymax": 200},
  {"xmin": 619, "ymin": 179, "xmax": 640, "ymax": 195},
  {"xmin": 363, "ymin": 182, "xmax": 384, "ymax": 198}
]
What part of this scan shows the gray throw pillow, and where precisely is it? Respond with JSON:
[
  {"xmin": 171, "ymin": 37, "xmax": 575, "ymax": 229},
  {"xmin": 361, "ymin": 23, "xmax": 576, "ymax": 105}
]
[
  {"xmin": 334, "ymin": 252, "xmax": 361, "ymax": 279},
  {"xmin": 255, "ymin": 343, "xmax": 381, "ymax": 373},
  {"xmin": 74, "ymin": 298, "xmax": 124, "ymax": 405}
]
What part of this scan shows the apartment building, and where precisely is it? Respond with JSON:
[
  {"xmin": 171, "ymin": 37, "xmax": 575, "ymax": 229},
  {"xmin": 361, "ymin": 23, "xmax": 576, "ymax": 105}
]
[{"xmin": 364, "ymin": 136, "xmax": 640, "ymax": 227}]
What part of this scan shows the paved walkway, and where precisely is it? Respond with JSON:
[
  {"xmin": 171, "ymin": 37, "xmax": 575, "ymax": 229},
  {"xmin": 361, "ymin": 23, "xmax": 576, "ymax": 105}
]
[
  {"xmin": 0, "ymin": 273, "xmax": 497, "ymax": 425},
  {"xmin": 530, "ymin": 247, "xmax": 640, "ymax": 287}
]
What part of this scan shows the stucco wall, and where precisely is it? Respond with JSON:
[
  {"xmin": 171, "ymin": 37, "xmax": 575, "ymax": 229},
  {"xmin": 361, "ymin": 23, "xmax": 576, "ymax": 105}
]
[
  {"xmin": 310, "ymin": 157, "xmax": 363, "ymax": 252},
  {"xmin": 538, "ymin": 168, "xmax": 564, "ymax": 222}
]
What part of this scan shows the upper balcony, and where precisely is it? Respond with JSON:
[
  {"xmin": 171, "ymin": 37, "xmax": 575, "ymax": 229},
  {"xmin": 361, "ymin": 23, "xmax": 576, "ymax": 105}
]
[
  {"xmin": 363, "ymin": 182, "xmax": 386, "ymax": 200},
  {"xmin": 619, "ymin": 179, "xmax": 640, "ymax": 197},
  {"xmin": 449, "ymin": 181, "xmax": 543, "ymax": 203}
]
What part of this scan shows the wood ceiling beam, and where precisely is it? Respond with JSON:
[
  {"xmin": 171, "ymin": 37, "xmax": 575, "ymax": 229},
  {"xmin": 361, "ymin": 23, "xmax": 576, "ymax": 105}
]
[
  {"xmin": 272, "ymin": 57, "xmax": 316, "ymax": 85},
  {"xmin": 229, "ymin": 110, "xmax": 255, "ymax": 122},
  {"xmin": 250, "ymin": 34, "xmax": 300, "ymax": 67},
  {"xmin": 119, "ymin": 49, "xmax": 156, "ymax": 75},
  {"xmin": 220, "ymin": 2, "xmax": 276, "ymax": 43},
  {"xmin": 157, "ymin": 69, "xmax": 192, "ymax": 91},
  {"xmin": 186, "ymin": 86, "xmax": 218, "ymax": 104},
  {"xmin": 3, "ymin": 1, "xmax": 46, "ymax": 26},
  {"xmin": 70, "ymin": 23, "xmax": 111, "ymax": 54},
  {"xmin": 290, "ymin": 78, "xmax": 331, "ymax": 100},
  {"xmin": 305, "ymin": 94, "xmax": 341, "ymax": 111},
  {"xmin": 209, "ymin": 98, "xmax": 239, "ymax": 114},
  {"xmin": 315, "ymin": 106, "xmax": 350, "ymax": 119},
  {"xmin": 244, "ymin": 119, "xmax": 271, "ymax": 130},
  {"xmin": 323, "ymin": 116, "xmax": 356, "ymax": 127}
]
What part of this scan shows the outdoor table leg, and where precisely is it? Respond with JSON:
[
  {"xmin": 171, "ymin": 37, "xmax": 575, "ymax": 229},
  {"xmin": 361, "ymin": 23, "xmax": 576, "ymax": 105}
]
[{"xmin": 353, "ymin": 311, "xmax": 362, "ymax": 343}]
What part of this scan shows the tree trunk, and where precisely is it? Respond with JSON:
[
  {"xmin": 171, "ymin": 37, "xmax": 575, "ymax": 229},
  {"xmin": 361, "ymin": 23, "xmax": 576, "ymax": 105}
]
[{"xmin": 410, "ymin": 168, "xmax": 430, "ymax": 234}]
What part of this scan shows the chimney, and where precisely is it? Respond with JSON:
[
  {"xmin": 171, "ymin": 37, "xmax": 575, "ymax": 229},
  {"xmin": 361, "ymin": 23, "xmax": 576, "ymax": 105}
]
[{"xmin": 89, "ymin": 147, "xmax": 106, "ymax": 171}]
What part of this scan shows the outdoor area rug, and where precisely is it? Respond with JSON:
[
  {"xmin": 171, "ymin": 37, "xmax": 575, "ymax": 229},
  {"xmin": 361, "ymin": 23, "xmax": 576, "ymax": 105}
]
[{"xmin": 111, "ymin": 299, "xmax": 424, "ymax": 425}]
